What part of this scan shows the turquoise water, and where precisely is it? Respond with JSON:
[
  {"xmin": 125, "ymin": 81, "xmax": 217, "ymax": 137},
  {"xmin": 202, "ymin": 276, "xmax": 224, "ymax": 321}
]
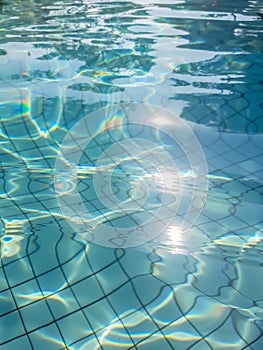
[{"xmin": 0, "ymin": 0, "xmax": 263, "ymax": 349}]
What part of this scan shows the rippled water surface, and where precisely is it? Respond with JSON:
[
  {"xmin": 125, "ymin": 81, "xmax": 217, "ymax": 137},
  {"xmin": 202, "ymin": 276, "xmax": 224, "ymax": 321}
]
[{"xmin": 0, "ymin": 0, "xmax": 263, "ymax": 349}]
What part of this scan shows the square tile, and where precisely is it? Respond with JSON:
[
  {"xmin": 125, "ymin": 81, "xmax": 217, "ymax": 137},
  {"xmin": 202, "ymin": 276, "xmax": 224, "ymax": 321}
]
[
  {"xmin": 62, "ymin": 253, "xmax": 93, "ymax": 285},
  {"xmin": 57, "ymin": 311, "xmax": 91, "ymax": 345},
  {"xmin": 20, "ymin": 300, "xmax": 53, "ymax": 332},
  {"xmin": 207, "ymin": 315, "xmax": 247, "ymax": 348},
  {"xmin": 71, "ymin": 277, "xmax": 103, "ymax": 308},
  {"xmin": 146, "ymin": 287, "xmax": 181, "ymax": 324},
  {"xmin": 96, "ymin": 319, "xmax": 137, "ymax": 349},
  {"xmin": 87, "ymin": 244, "xmax": 116, "ymax": 272},
  {"xmin": 0, "ymin": 289, "xmax": 16, "ymax": 315},
  {"xmin": 0, "ymin": 335, "xmax": 32, "ymax": 350},
  {"xmin": 120, "ymin": 309, "xmax": 159, "ymax": 344},
  {"xmin": 46, "ymin": 288, "xmax": 79, "ymax": 319},
  {"xmin": 84, "ymin": 298, "xmax": 115, "ymax": 332},
  {"xmin": 55, "ymin": 232, "xmax": 86, "ymax": 265},
  {"xmin": 162, "ymin": 321, "xmax": 201, "ymax": 349},
  {"xmin": 192, "ymin": 258, "xmax": 228, "ymax": 296},
  {"xmin": 0, "ymin": 311, "xmax": 25, "ymax": 343},
  {"xmin": 30, "ymin": 324, "xmax": 66, "ymax": 350},
  {"xmin": 12, "ymin": 279, "xmax": 40, "ymax": 308},
  {"xmin": 96, "ymin": 263, "xmax": 128, "ymax": 295},
  {"xmin": 108, "ymin": 283, "xmax": 141, "ymax": 317},
  {"xmin": 38, "ymin": 268, "xmax": 66, "ymax": 292},
  {"xmin": 0, "ymin": 270, "xmax": 9, "ymax": 291},
  {"xmin": 151, "ymin": 252, "xmax": 188, "ymax": 285},
  {"xmin": 118, "ymin": 249, "xmax": 151, "ymax": 278},
  {"xmin": 4, "ymin": 258, "xmax": 35, "ymax": 287},
  {"xmin": 132, "ymin": 275, "xmax": 164, "ymax": 305},
  {"xmin": 29, "ymin": 226, "xmax": 63, "ymax": 275}
]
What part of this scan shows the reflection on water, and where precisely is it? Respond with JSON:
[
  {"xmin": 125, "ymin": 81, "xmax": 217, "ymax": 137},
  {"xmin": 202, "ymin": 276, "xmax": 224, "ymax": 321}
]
[{"xmin": 0, "ymin": 0, "xmax": 263, "ymax": 349}]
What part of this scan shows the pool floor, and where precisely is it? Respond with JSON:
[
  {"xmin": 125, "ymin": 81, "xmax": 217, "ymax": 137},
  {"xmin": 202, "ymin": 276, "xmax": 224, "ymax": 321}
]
[{"xmin": 0, "ymin": 0, "xmax": 263, "ymax": 349}]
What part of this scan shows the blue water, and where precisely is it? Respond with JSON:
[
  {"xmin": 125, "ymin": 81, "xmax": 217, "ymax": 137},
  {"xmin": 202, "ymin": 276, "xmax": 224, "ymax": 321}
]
[{"xmin": 0, "ymin": 0, "xmax": 263, "ymax": 349}]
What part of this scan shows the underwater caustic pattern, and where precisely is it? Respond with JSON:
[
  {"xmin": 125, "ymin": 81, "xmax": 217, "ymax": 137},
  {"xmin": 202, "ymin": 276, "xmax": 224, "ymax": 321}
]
[
  {"xmin": 54, "ymin": 103, "xmax": 208, "ymax": 248},
  {"xmin": 0, "ymin": 0, "xmax": 263, "ymax": 349}
]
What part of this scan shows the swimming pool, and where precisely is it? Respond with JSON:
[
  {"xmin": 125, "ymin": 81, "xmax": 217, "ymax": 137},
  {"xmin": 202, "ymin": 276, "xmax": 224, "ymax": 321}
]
[{"xmin": 0, "ymin": 0, "xmax": 262, "ymax": 349}]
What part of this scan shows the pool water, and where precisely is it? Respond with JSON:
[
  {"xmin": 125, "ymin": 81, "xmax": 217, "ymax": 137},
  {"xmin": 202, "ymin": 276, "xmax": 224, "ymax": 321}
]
[{"xmin": 0, "ymin": 0, "xmax": 263, "ymax": 349}]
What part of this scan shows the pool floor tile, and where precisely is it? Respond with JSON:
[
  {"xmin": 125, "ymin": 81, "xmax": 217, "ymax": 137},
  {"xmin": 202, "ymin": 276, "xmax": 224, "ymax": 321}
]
[
  {"xmin": 29, "ymin": 324, "xmax": 67, "ymax": 349},
  {"xmin": 20, "ymin": 299, "xmax": 54, "ymax": 332},
  {"xmin": 108, "ymin": 282, "xmax": 141, "ymax": 316},
  {"xmin": 46, "ymin": 288, "xmax": 80, "ymax": 319},
  {"xmin": 57, "ymin": 310, "xmax": 92, "ymax": 345},
  {"xmin": 0, "ymin": 289, "xmax": 16, "ymax": 315},
  {"xmin": 0, "ymin": 335, "xmax": 32, "ymax": 350},
  {"xmin": 38, "ymin": 267, "xmax": 66, "ymax": 292},
  {"xmin": 95, "ymin": 262, "xmax": 129, "ymax": 295},
  {"xmin": 83, "ymin": 298, "xmax": 116, "ymax": 332},
  {"xmin": 12, "ymin": 279, "xmax": 41, "ymax": 308},
  {"xmin": 0, "ymin": 311, "xmax": 25, "ymax": 344},
  {"xmin": 71, "ymin": 276, "xmax": 104, "ymax": 308},
  {"xmin": 3, "ymin": 258, "xmax": 35, "ymax": 287}
]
